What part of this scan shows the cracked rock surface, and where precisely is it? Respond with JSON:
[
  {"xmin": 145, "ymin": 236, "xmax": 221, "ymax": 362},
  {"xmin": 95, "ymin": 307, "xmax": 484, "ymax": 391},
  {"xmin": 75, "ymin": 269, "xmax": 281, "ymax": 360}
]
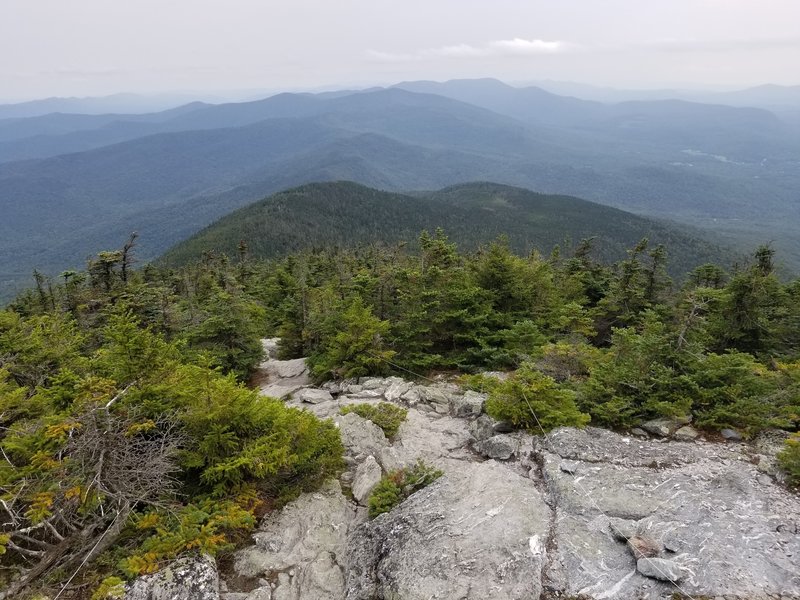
[
  {"xmin": 134, "ymin": 354, "xmax": 800, "ymax": 600},
  {"xmin": 344, "ymin": 460, "xmax": 551, "ymax": 600}
]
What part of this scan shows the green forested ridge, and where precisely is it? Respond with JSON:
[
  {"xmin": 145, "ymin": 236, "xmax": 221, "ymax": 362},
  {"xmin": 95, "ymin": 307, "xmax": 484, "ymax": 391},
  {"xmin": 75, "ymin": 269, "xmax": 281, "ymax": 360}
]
[
  {"xmin": 160, "ymin": 181, "xmax": 735, "ymax": 278},
  {"xmin": 1, "ymin": 228, "xmax": 799, "ymax": 596}
]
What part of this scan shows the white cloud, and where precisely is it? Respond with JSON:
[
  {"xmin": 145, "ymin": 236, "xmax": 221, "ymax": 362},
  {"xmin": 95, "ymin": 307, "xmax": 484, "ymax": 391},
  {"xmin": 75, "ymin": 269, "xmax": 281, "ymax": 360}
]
[
  {"xmin": 365, "ymin": 50, "xmax": 418, "ymax": 63},
  {"xmin": 368, "ymin": 38, "xmax": 571, "ymax": 62},
  {"xmin": 489, "ymin": 38, "xmax": 567, "ymax": 55}
]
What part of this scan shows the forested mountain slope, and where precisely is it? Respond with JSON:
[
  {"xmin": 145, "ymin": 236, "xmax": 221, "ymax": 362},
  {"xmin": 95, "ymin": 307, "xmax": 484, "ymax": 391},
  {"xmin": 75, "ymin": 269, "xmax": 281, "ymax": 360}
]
[
  {"xmin": 2, "ymin": 83, "xmax": 799, "ymax": 300},
  {"xmin": 161, "ymin": 181, "xmax": 733, "ymax": 276}
]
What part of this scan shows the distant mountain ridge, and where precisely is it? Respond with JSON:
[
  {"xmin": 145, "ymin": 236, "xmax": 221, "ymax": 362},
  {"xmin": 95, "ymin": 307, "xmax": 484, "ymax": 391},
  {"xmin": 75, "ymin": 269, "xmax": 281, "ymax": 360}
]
[
  {"xmin": 160, "ymin": 181, "xmax": 734, "ymax": 277},
  {"xmin": 1, "ymin": 79, "xmax": 799, "ymax": 301}
]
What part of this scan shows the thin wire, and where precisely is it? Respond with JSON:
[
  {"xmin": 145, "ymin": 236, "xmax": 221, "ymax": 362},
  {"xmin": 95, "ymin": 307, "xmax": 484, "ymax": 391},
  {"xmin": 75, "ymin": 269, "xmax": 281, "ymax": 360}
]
[{"xmin": 365, "ymin": 350, "xmax": 697, "ymax": 599}]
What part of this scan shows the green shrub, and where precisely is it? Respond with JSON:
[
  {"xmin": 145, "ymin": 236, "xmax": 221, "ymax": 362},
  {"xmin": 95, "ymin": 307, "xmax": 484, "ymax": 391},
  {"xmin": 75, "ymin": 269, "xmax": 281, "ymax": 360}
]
[
  {"xmin": 778, "ymin": 435, "xmax": 800, "ymax": 487},
  {"xmin": 368, "ymin": 460, "xmax": 443, "ymax": 519},
  {"xmin": 91, "ymin": 577, "xmax": 126, "ymax": 600},
  {"xmin": 484, "ymin": 363, "xmax": 590, "ymax": 432},
  {"xmin": 340, "ymin": 402, "xmax": 408, "ymax": 439}
]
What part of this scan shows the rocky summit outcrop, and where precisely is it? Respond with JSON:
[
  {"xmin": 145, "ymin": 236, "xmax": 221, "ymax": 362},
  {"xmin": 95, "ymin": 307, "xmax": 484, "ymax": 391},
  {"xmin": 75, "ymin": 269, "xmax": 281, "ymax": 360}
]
[
  {"xmin": 134, "ymin": 352, "xmax": 800, "ymax": 600},
  {"xmin": 536, "ymin": 427, "xmax": 800, "ymax": 599},
  {"xmin": 345, "ymin": 460, "xmax": 551, "ymax": 600},
  {"xmin": 125, "ymin": 555, "xmax": 218, "ymax": 600},
  {"xmin": 234, "ymin": 480, "xmax": 358, "ymax": 600}
]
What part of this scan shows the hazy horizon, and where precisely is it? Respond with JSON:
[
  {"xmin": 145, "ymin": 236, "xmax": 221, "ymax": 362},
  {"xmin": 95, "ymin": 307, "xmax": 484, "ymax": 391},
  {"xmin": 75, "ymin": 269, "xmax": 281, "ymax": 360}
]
[{"xmin": 2, "ymin": 0, "xmax": 799, "ymax": 102}]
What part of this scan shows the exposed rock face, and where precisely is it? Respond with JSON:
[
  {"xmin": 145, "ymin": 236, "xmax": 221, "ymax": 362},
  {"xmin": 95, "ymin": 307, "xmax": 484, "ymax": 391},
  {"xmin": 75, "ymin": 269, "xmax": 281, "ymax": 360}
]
[
  {"xmin": 234, "ymin": 481, "xmax": 358, "ymax": 600},
  {"xmin": 538, "ymin": 426, "xmax": 800, "ymax": 599},
  {"xmin": 335, "ymin": 412, "xmax": 389, "ymax": 465},
  {"xmin": 125, "ymin": 555, "xmax": 218, "ymax": 600},
  {"xmin": 226, "ymin": 355, "xmax": 800, "ymax": 600},
  {"xmin": 257, "ymin": 356, "xmax": 311, "ymax": 399},
  {"xmin": 345, "ymin": 460, "xmax": 551, "ymax": 600}
]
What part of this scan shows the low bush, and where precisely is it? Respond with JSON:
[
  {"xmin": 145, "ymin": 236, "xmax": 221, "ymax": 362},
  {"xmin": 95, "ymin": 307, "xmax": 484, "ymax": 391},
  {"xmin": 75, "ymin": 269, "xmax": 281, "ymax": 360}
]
[
  {"xmin": 778, "ymin": 435, "xmax": 800, "ymax": 488},
  {"xmin": 484, "ymin": 363, "xmax": 590, "ymax": 432},
  {"xmin": 340, "ymin": 402, "xmax": 408, "ymax": 439},
  {"xmin": 367, "ymin": 460, "xmax": 443, "ymax": 519}
]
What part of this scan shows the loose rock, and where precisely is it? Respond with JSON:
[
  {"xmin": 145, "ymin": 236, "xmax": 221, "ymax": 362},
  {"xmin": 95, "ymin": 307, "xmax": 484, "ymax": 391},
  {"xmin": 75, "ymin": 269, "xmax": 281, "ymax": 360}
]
[
  {"xmin": 451, "ymin": 390, "xmax": 486, "ymax": 418},
  {"xmin": 641, "ymin": 418, "xmax": 680, "ymax": 437},
  {"xmin": 352, "ymin": 455, "xmax": 382, "ymax": 505},
  {"xmin": 674, "ymin": 425, "xmax": 700, "ymax": 441},
  {"xmin": 636, "ymin": 557, "xmax": 684, "ymax": 582},
  {"xmin": 293, "ymin": 388, "xmax": 333, "ymax": 404},
  {"xmin": 476, "ymin": 433, "xmax": 519, "ymax": 460},
  {"xmin": 336, "ymin": 412, "xmax": 388, "ymax": 462},
  {"xmin": 721, "ymin": 428, "xmax": 743, "ymax": 442},
  {"xmin": 469, "ymin": 414, "xmax": 496, "ymax": 442}
]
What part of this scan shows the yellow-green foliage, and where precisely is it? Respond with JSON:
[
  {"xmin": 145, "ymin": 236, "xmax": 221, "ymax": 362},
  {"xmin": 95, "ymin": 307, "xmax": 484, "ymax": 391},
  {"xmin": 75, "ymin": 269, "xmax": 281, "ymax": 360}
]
[
  {"xmin": 340, "ymin": 402, "xmax": 408, "ymax": 439},
  {"xmin": 119, "ymin": 499, "xmax": 255, "ymax": 577},
  {"xmin": 91, "ymin": 577, "xmax": 126, "ymax": 600},
  {"xmin": 0, "ymin": 307, "xmax": 344, "ymax": 595},
  {"xmin": 779, "ymin": 435, "xmax": 800, "ymax": 487},
  {"xmin": 368, "ymin": 460, "xmax": 443, "ymax": 519}
]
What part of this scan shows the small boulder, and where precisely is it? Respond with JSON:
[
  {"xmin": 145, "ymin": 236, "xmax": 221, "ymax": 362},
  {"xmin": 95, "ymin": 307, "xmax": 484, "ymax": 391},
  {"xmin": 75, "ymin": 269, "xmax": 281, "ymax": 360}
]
[
  {"xmin": 721, "ymin": 428, "xmax": 743, "ymax": 442},
  {"xmin": 419, "ymin": 387, "xmax": 452, "ymax": 414},
  {"xmin": 125, "ymin": 555, "xmax": 218, "ymax": 600},
  {"xmin": 662, "ymin": 533, "xmax": 684, "ymax": 553},
  {"xmin": 451, "ymin": 390, "xmax": 486, "ymax": 418},
  {"xmin": 641, "ymin": 418, "xmax": 680, "ymax": 437},
  {"xmin": 636, "ymin": 557, "xmax": 683, "ymax": 583},
  {"xmin": 400, "ymin": 387, "xmax": 421, "ymax": 406},
  {"xmin": 469, "ymin": 415, "xmax": 496, "ymax": 442},
  {"xmin": 674, "ymin": 425, "xmax": 699, "ymax": 441},
  {"xmin": 385, "ymin": 380, "xmax": 412, "ymax": 402},
  {"xmin": 294, "ymin": 388, "xmax": 334, "ymax": 404},
  {"xmin": 352, "ymin": 456, "xmax": 383, "ymax": 505},
  {"xmin": 360, "ymin": 378, "xmax": 386, "ymax": 391},
  {"xmin": 608, "ymin": 517, "xmax": 637, "ymax": 542},
  {"xmin": 630, "ymin": 428, "xmax": 648, "ymax": 437},
  {"xmin": 476, "ymin": 434, "xmax": 519, "ymax": 460},
  {"xmin": 269, "ymin": 358, "xmax": 309, "ymax": 379},
  {"xmin": 627, "ymin": 535, "xmax": 662, "ymax": 560},
  {"xmin": 336, "ymin": 412, "xmax": 388, "ymax": 461},
  {"xmin": 559, "ymin": 460, "xmax": 580, "ymax": 475},
  {"xmin": 321, "ymin": 381, "xmax": 342, "ymax": 395},
  {"xmin": 493, "ymin": 420, "xmax": 515, "ymax": 434}
]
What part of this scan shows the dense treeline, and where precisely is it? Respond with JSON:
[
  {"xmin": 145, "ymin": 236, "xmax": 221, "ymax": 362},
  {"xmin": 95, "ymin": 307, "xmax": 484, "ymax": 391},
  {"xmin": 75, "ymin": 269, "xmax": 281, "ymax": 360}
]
[
  {"xmin": 253, "ymin": 231, "xmax": 798, "ymax": 434},
  {"xmin": 1, "ymin": 230, "xmax": 799, "ymax": 596},
  {"xmin": 0, "ymin": 237, "xmax": 343, "ymax": 598},
  {"xmin": 160, "ymin": 181, "xmax": 736, "ymax": 279}
]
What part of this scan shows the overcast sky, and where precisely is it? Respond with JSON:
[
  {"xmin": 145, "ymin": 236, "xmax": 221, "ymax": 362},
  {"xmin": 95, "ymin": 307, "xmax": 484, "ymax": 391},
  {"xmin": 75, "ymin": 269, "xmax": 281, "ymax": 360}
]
[{"xmin": 2, "ymin": 0, "xmax": 799, "ymax": 101}]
